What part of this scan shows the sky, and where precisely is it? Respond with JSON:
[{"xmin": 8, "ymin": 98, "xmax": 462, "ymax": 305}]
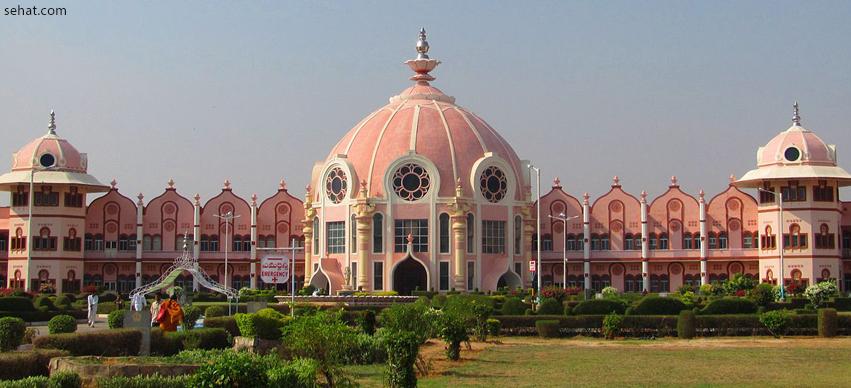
[{"xmin": 1, "ymin": 0, "xmax": 850, "ymax": 206}]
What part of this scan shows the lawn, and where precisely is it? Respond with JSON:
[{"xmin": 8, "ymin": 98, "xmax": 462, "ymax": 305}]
[{"xmin": 350, "ymin": 337, "xmax": 851, "ymax": 387}]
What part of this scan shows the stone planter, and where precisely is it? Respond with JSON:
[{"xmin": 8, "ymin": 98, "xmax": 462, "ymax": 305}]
[
  {"xmin": 232, "ymin": 336, "xmax": 281, "ymax": 355},
  {"xmin": 49, "ymin": 357, "xmax": 199, "ymax": 387}
]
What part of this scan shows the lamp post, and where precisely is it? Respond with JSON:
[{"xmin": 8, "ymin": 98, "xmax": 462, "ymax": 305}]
[
  {"xmin": 528, "ymin": 164, "xmax": 541, "ymax": 302},
  {"xmin": 214, "ymin": 211, "xmax": 240, "ymax": 313},
  {"xmin": 549, "ymin": 213, "xmax": 579, "ymax": 291},
  {"xmin": 758, "ymin": 187, "xmax": 784, "ymax": 301}
]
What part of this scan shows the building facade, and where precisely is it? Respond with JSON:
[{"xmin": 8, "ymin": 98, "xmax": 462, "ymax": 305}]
[{"xmin": 1, "ymin": 31, "xmax": 850, "ymax": 295}]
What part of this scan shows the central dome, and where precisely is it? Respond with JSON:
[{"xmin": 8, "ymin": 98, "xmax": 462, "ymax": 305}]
[{"xmin": 315, "ymin": 33, "xmax": 525, "ymax": 203}]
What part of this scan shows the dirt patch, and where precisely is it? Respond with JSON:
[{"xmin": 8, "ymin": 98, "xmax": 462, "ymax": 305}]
[{"xmin": 416, "ymin": 339, "xmax": 499, "ymax": 377}]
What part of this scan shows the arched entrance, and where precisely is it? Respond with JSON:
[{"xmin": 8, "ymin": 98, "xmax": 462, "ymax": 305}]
[
  {"xmin": 496, "ymin": 270, "xmax": 522, "ymax": 289},
  {"xmin": 393, "ymin": 256, "xmax": 427, "ymax": 295}
]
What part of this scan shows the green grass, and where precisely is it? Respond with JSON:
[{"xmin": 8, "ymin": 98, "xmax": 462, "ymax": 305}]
[{"xmin": 350, "ymin": 337, "xmax": 851, "ymax": 387}]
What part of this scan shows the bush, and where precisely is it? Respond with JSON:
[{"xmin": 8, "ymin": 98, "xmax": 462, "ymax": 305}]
[
  {"xmin": 748, "ymin": 283, "xmax": 775, "ymax": 307},
  {"xmin": 818, "ymin": 308, "xmax": 838, "ymax": 338},
  {"xmin": 99, "ymin": 292, "xmax": 119, "ymax": 302},
  {"xmin": 53, "ymin": 295, "xmax": 73, "ymax": 310},
  {"xmin": 204, "ymin": 305, "xmax": 228, "ymax": 318},
  {"xmin": 383, "ymin": 330, "xmax": 420, "ymax": 388},
  {"xmin": 0, "ymin": 316, "xmax": 26, "ymax": 351},
  {"xmin": 601, "ymin": 286, "xmax": 619, "ymax": 299},
  {"xmin": 536, "ymin": 298, "xmax": 562, "ymax": 315},
  {"xmin": 282, "ymin": 311, "xmax": 360, "ymax": 386},
  {"xmin": 436, "ymin": 310, "xmax": 469, "ymax": 360},
  {"xmin": 190, "ymin": 350, "xmax": 277, "ymax": 388},
  {"xmin": 0, "ymin": 371, "xmax": 81, "ymax": 388},
  {"xmin": 96, "ymin": 374, "xmax": 192, "ymax": 388},
  {"xmin": 97, "ymin": 302, "xmax": 117, "ymax": 314},
  {"xmin": 804, "ymin": 281, "xmax": 838, "ymax": 308},
  {"xmin": 0, "ymin": 296, "xmax": 35, "ymax": 311},
  {"xmin": 107, "ymin": 309, "xmax": 126, "ymax": 329},
  {"xmin": 0, "ymin": 349, "xmax": 69, "ymax": 380},
  {"xmin": 723, "ymin": 273, "xmax": 757, "ymax": 295},
  {"xmin": 182, "ymin": 305, "xmax": 203, "ymax": 330},
  {"xmin": 33, "ymin": 329, "xmax": 141, "ymax": 356},
  {"xmin": 432, "ymin": 294, "xmax": 448, "ymax": 309},
  {"xmin": 834, "ymin": 297, "xmax": 851, "ymax": 311},
  {"xmin": 0, "ymin": 310, "xmax": 87, "ymax": 323},
  {"xmin": 203, "ymin": 316, "xmax": 239, "ymax": 337},
  {"xmin": 357, "ymin": 310, "xmax": 377, "ymax": 336},
  {"xmin": 33, "ymin": 296, "xmax": 56, "ymax": 312},
  {"xmin": 234, "ymin": 309, "xmax": 288, "ymax": 340},
  {"xmin": 630, "ymin": 296, "xmax": 687, "ymax": 315},
  {"xmin": 602, "ymin": 313, "xmax": 623, "ymax": 339},
  {"xmin": 47, "ymin": 315, "xmax": 77, "ymax": 334},
  {"xmin": 378, "ymin": 302, "xmax": 433, "ymax": 344},
  {"xmin": 267, "ymin": 358, "xmax": 321, "ymax": 388},
  {"xmin": 150, "ymin": 328, "xmax": 230, "ymax": 355},
  {"xmin": 759, "ymin": 309, "xmax": 793, "ymax": 338},
  {"xmin": 700, "ymin": 297, "xmax": 758, "ymax": 315},
  {"xmin": 677, "ymin": 310, "xmax": 695, "ymax": 339},
  {"xmin": 535, "ymin": 319, "xmax": 560, "ymax": 338},
  {"xmin": 540, "ymin": 286, "xmax": 568, "ymax": 302},
  {"xmin": 501, "ymin": 297, "xmax": 527, "ymax": 315},
  {"xmin": 572, "ymin": 299, "xmax": 626, "ymax": 315},
  {"xmin": 346, "ymin": 333, "xmax": 386, "ymax": 364},
  {"xmin": 486, "ymin": 318, "xmax": 501, "ymax": 336}
]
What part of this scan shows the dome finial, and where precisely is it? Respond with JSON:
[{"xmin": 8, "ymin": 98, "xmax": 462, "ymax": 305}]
[
  {"xmin": 416, "ymin": 28, "xmax": 429, "ymax": 60},
  {"xmin": 48, "ymin": 110, "xmax": 56, "ymax": 135},
  {"xmin": 792, "ymin": 101, "xmax": 801, "ymax": 126}
]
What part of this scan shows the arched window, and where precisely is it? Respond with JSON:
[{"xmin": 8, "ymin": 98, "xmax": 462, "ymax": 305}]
[
  {"xmin": 34, "ymin": 227, "xmax": 57, "ymax": 251},
  {"xmin": 63, "ymin": 228, "xmax": 81, "ymax": 251},
  {"xmin": 659, "ymin": 233, "xmax": 669, "ymax": 250},
  {"xmin": 718, "ymin": 232, "xmax": 728, "ymax": 249},
  {"xmin": 816, "ymin": 223, "xmax": 835, "ymax": 249},
  {"xmin": 151, "ymin": 235, "xmax": 162, "ymax": 251},
  {"xmin": 743, "ymin": 231, "xmax": 753, "ymax": 249},
  {"xmin": 142, "ymin": 235, "xmax": 152, "ymax": 251},
  {"xmin": 466, "ymin": 213, "xmax": 475, "ymax": 254},
  {"xmin": 762, "ymin": 226, "xmax": 776, "ymax": 249},
  {"xmin": 785, "ymin": 224, "xmax": 806, "ymax": 249},
  {"xmin": 542, "ymin": 234, "xmax": 553, "ymax": 251},
  {"xmin": 372, "ymin": 213, "xmax": 383, "ymax": 253},
  {"xmin": 683, "ymin": 233, "xmax": 693, "ymax": 250},
  {"xmin": 624, "ymin": 233, "xmax": 634, "ymax": 250},
  {"xmin": 708, "ymin": 232, "xmax": 718, "ymax": 249},
  {"xmin": 693, "ymin": 233, "xmax": 701, "ymax": 249},
  {"xmin": 648, "ymin": 233, "xmax": 658, "ymax": 250},
  {"xmin": 633, "ymin": 234, "xmax": 641, "ymax": 250},
  {"xmin": 11, "ymin": 228, "xmax": 25, "ymax": 251},
  {"xmin": 439, "ymin": 213, "xmax": 450, "ymax": 254},
  {"xmin": 312, "ymin": 217, "xmax": 319, "ymax": 255},
  {"xmin": 351, "ymin": 214, "xmax": 358, "ymax": 254},
  {"xmin": 514, "ymin": 215, "xmax": 522, "ymax": 255},
  {"xmin": 566, "ymin": 233, "xmax": 577, "ymax": 251}
]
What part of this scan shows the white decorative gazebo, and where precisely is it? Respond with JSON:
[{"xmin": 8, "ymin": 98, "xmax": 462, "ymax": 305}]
[{"xmin": 129, "ymin": 242, "xmax": 238, "ymax": 302}]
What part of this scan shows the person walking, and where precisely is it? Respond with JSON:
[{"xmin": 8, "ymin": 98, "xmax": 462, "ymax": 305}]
[
  {"xmin": 150, "ymin": 294, "xmax": 162, "ymax": 327},
  {"xmin": 86, "ymin": 291, "xmax": 99, "ymax": 327},
  {"xmin": 131, "ymin": 293, "xmax": 147, "ymax": 312},
  {"xmin": 155, "ymin": 293, "xmax": 184, "ymax": 332}
]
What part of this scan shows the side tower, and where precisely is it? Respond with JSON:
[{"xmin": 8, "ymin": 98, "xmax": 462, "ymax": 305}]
[
  {"xmin": 0, "ymin": 112, "xmax": 109, "ymax": 292},
  {"xmin": 736, "ymin": 104, "xmax": 851, "ymax": 292}
]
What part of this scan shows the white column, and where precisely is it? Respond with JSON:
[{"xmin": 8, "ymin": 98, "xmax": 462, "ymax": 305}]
[
  {"xmin": 699, "ymin": 190, "xmax": 708, "ymax": 286},
  {"xmin": 135, "ymin": 194, "xmax": 144, "ymax": 288},
  {"xmin": 250, "ymin": 194, "xmax": 258, "ymax": 289},
  {"xmin": 582, "ymin": 193, "xmax": 591, "ymax": 291},
  {"xmin": 193, "ymin": 194, "xmax": 201, "ymax": 292},
  {"xmin": 640, "ymin": 191, "xmax": 650, "ymax": 292}
]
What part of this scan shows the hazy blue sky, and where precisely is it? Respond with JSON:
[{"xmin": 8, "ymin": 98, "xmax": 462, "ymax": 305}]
[{"xmin": 1, "ymin": 1, "xmax": 849, "ymax": 206}]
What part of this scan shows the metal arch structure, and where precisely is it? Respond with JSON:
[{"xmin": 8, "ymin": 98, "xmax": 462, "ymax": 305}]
[{"xmin": 129, "ymin": 244, "xmax": 238, "ymax": 302}]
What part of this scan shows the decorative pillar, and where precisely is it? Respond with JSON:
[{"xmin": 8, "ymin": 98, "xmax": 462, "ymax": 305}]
[
  {"xmin": 192, "ymin": 194, "xmax": 201, "ymax": 292},
  {"xmin": 640, "ymin": 191, "xmax": 650, "ymax": 292},
  {"xmin": 135, "ymin": 193, "xmax": 144, "ymax": 288},
  {"xmin": 302, "ymin": 186, "xmax": 315, "ymax": 283},
  {"xmin": 250, "ymin": 194, "xmax": 258, "ymax": 289},
  {"xmin": 582, "ymin": 193, "xmax": 591, "ymax": 290},
  {"xmin": 352, "ymin": 181, "xmax": 374, "ymax": 291},
  {"xmin": 449, "ymin": 179, "xmax": 469, "ymax": 290},
  {"xmin": 699, "ymin": 189, "xmax": 708, "ymax": 286}
]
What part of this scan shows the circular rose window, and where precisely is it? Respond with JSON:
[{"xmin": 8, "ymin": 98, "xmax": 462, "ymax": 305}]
[
  {"xmin": 479, "ymin": 166, "xmax": 507, "ymax": 203},
  {"xmin": 784, "ymin": 147, "xmax": 801, "ymax": 162},
  {"xmin": 325, "ymin": 167, "xmax": 348, "ymax": 204},
  {"xmin": 392, "ymin": 163, "xmax": 430, "ymax": 201}
]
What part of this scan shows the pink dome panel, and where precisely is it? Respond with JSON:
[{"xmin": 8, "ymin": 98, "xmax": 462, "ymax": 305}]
[{"xmin": 415, "ymin": 106, "xmax": 455, "ymax": 197}]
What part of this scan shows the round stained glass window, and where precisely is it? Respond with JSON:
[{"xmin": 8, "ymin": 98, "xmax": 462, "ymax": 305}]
[
  {"xmin": 392, "ymin": 163, "xmax": 430, "ymax": 201},
  {"xmin": 479, "ymin": 166, "xmax": 507, "ymax": 203},
  {"xmin": 325, "ymin": 167, "xmax": 348, "ymax": 204},
  {"xmin": 39, "ymin": 153, "xmax": 55, "ymax": 168},
  {"xmin": 784, "ymin": 147, "xmax": 801, "ymax": 162}
]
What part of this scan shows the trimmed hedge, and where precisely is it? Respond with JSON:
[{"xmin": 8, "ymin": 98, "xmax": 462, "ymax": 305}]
[
  {"xmin": 0, "ymin": 349, "xmax": 69, "ymax": 380},
  {"xmin": 108, "ymin": 309, "xmax": 126, "ymax": 329},
  {"xmin": 629, "ymin": 296, "xmax": 687, "ymax": 315},
  {"xmin": 0, "ymin": 297, "xmax": 35, "ymax": 311},
  {"xmin": 0, "ymin": 316, "xmax": 26, "ymax": 351},
  {"xmin": 97, "ymin": 374, "xmax": 192, "ymax": 388},
  {"xmin": 834, "ymin": 297, "xmax": 851, "ymax": 311},
  {"xmin": 54, "ymin": 295, "xmax": 73, "ymax": 309},
  {"xmin": 234, "ymin": 309, "xmax": 289, "ymax": 340},
  {"xmin": 501, "ymin": 298, "xmax": 528, "ymax": 315},
  {"xmin": 0, "ymin": 372, "xmax": 81, "ymax": 388},
  {"xmin": 0, "ymin": 309, "xmax": 87, "ymax": 322},
  {"xmin": 535, "ymin": 320, "xmax": 560, "ymax": 338},
  {"xmin": 677, "ymin": 310, "xmax": 696, "ymax": 339},
  {"xmin": 572, "ymin": 299, "xmax": 626, "ymax": 315},
  {"xmin": 818, "ymin": 308, "xmax": 837, "ymax": 337},
  {"xmin": 34, "ymin": 296, "xmax": 56, "ymax": 311},
  {"xmin": 97, "ymin": 302, "xmax": 118, "ymax": 314},
  {"xmin": 203, "ymin": 316, "xmax": 240, "ymax": 337},
  {"xmin": 33, "ymin": 329, "xmax": 141, "ymax": 356},
  {"xmin": 150, "ymin": 328, "xmax": 230, "ymax": 356},
  {"xmin": 536, "ymin": 298, "xmax": 562, "ymax": 315},
  {"xmin": 204, "ymin": 305, "xmax": 227, "ymax": 318},
  {"xmin": 47, "ymin": 315, "xmax": 77, "ymax": 334},
  {"xmin": 700, "ymin": 297, "xmax": 758, "ymax": 315}
]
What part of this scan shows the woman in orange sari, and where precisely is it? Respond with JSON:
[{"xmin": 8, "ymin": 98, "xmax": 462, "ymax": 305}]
[{"xmin": 155, "ymin": 294, "xmax": 184, "ymax": 332}]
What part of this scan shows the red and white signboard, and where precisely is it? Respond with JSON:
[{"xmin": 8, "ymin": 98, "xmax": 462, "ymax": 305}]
[
  {"xmin": 260, "ymin": 256, "xmax": 290, "ymax": 284},
  {"xmin": 528, "ymin": 260, "xmax": 537, "ymax": 273}
]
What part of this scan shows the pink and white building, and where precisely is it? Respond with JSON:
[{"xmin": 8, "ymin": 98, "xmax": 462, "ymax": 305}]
[{"xmin": 1, "ymin": 31, "xmax": 850, "ymax": 295}]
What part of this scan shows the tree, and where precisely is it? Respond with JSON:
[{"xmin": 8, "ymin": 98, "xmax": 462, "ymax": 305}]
[{"xmin": 281, "ymin": 311, "xmax": 355, "ymax": 387}]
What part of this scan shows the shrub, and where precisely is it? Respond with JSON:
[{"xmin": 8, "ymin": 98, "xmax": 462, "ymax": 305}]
[
  {"xmin": 834, "ymin": 297, "xmax": 851, "ymax": 311},
  {"xmin": 630, "ymin": 296, "xmax": 687, "ymax": 315},
  {"xmin": 282, "ymin": 311, "xmax": 358, "ymax": 386},
  {"xmin": 48, "ymin": 315, "xmax": 77, "ymax": 334},
  {"xmin": 700, "ymin": 297, "xmax": 758, "ymax": 315},
  {"xmin": 267, "ymin": 358, "xmax": 321, "ymax": 388},
  {"xmin": 804, "ymin": 281, "xmax": 839, "ymax": 309},
  {"xmin": 677, "ymin": 310, "xmax": 696, "ymax": 339},
  {"xmin": 0, "ymin": 349, "xmax": 69, "ymax": 380},
  {"xmin": 536, "ymin": 298, "xmax": 562, "ymax": 315},
  {"xmin": 33, "ymin": 296, "xmax": 56, "ymax": 311},
  {"xmin": 540, "ymin": 286, "xmax": 568, "ymax": 302},
  {"xmin": 357, "ymin": 310, "xmax": 376, "ymax": 336},
  {"xmin": 818, "ymin": 308, "xmax": 838, "ymax": 338},
  {"xmin": 384, "ymin": 330, "xmax": 420, "ymax": 388},
  {"xmin": 602, "ymin": 313, "xmax": 623, "ymax": 339},
  {"xmin": 723, "ymin": 273, "xmax": 757, "ymax": 295},
  {"xmin": 203, "ymin": 316, "xmax": 240, "ymax": 337},
  {"xmin": 432, "ymin": 294, "xmax": 448, "ymax": 309},
  {"xmin": 469, "ymin": 299, "xmax": 494, "ymax": 341},
  {"xmin": 0, "ymin": 371, "xmax": 81, "ymax": 388},
  {"xmin": 572, "ymin": 299, "xmax": 626, "ymax": 315},
  {"xmin": 748, "ymin": 283, "xmax": 776, "ymax": 307},
  {"xmin": 759, "ymin": 309, "xmax": 793, "ymax": 338},
  {"xmin": 190, "ymin": 350, "xmax": 276, "ymax": 388},
  {"xmin": 0, "ymin": 296, "xmax": 35, "ymax": 311},
  {"xmin": 53, "ymin": 295, "xmax": 73, "ymax": 310},
  {"xmin": 97, "ymin": 302, "xmax": 117, "ymax": 314},
  {"xmin": 204, "ymin": 305, "xmax": 228, "ymax": 318},
  {"xmin": 99, "ymin": 292, "xmax": 119, "ymax": 302},
  {"xmin": 486, "ymin": 318, "xmax": 501, "ymax": 336},
  {"xmin": 23, "ymin": 327, "xmax": 38, "ymax": 345},
  {"xmin": 436, "ymin": 310, "xmax": 469, "ymax": 360},
  {"xmin": 601, "ymin": 286, "xmax": 619, "ymax": 299},
  {"xmin": 33, "ymin": 329, "xmax": 141, "ymax": 356},
  {"xmin": 0, "ymin": 316, "xmax": 26, "ymax": 351},
  {"xmin": 180, "ymin": 328, "xmax": 230, "ymax": 350},
  {"xmin": 501, "ymin": 297, "xmax": 527, "ymax": 315},
  {"xmin": 378, "ymin": 302, "xmax": 433, "ymax": 344},
  {"xmin": 535, "ymin": 319, "xmax": 560, "ymax": 338},
  {"xmin": 107, "ymin": 309, "xmax": 126, "ymax": 329},
  {"xmin": 182, "ymin": 305, "xmax": 203, "ymax": 330},
  {"xmin": 346, "ymin": 333, "xmax": 386, "ymax": 364},
  {"xmin": 97, "ymin": 374, "xmax": 192, "ymax": 388},
  {"xmin": 234, "ymin": 309, "xmax": 288, "ymax": 340}
]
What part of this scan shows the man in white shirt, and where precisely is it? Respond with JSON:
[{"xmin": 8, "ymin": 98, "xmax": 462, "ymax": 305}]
[
  {"xmin": 131, "ymin": 293, "xmax": 147, "ymax": 312},
  {"xmin": 87, "ymin": 292, "xmax": 99, "ymax": 327}
]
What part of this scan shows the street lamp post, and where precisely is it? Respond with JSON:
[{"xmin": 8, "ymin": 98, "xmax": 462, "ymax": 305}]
[
  {"xmin": 758, "ymin": 188, "xmax": 784, "ymax": 301},
  {"xmin": 214, "ymin": 211, "xmax": 241, "ymax": 314},
  {"xmin": 549, "ymin": 213, "xmax": 579, "ymax": 291},
  {"xmin": 528, "ymin": 164, "xmax": 541, "ymax": 303}
]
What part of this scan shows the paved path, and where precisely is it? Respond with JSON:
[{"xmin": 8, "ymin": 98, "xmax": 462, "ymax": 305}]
[{"xmin": 27, "ymin": 314, "xmax": 111, "ymax": 337}]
